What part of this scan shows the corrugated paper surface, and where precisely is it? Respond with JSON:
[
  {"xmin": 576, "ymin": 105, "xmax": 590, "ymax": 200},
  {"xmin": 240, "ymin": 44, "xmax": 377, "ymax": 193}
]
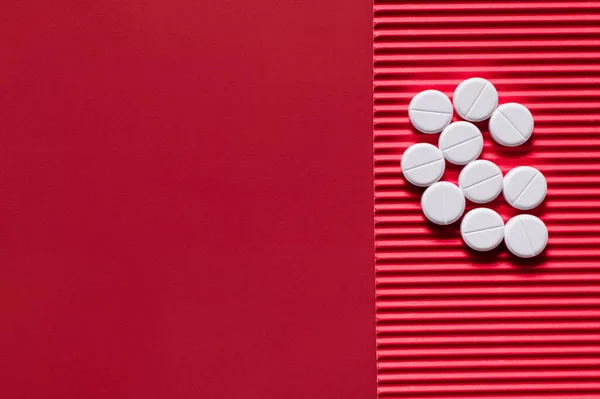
[{"xmin": 374, "ymin": 1, "xmax": 600, "ymax": 398}]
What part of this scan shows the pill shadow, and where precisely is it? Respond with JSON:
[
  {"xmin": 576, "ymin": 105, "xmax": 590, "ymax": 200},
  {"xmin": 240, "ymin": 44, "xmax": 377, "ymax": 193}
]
[
  {"xmin": 467, "ymin": 242, "xmax": 546, "ymax": 270},
  {"xmin": 508, "ymin": 250, "xmax": 547, "ymax": 271},
  {"xmin": 401, "ymin": 174, "xmax": 426, "ymax": 198},
  {"xmin": 424, "ymin": 219, "xmax": 461, "ymax": 240},
  {"xmin": 471, "ymin": 120, "xmax": 489, "ymax": 133},
  {"xmin": 500, "ymin": 201, "xmax": 548, "ymax": 221},
  {"xmin": 409, "ymin": 125, "xmax": 438, "ymax": 146},
  {"xmin": 466, "ymin": 244, "xmax": 503, "ymax": 266},
  {"xmin": 520, "ymin": 201, "xmax": 548, "ymax": 219},
  {"xmin": 442, "ymin": 162, "xmax": 462, "ymax": 185},
  {"xmin": 490, "ymin": 134, "xmax": 535, "ymax": 160}
]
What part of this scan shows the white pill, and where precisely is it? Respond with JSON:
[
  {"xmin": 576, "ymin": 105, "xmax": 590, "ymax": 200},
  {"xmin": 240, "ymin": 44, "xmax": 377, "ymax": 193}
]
[
  {"xmin": 505, "ymin": 214, "xmax": 548, "ymax": 258},
  {"xmin": 453, "ymin": 78, "xmax": 498, "ymax": 122},
  {"xmin": 460, "ymin": 208, "xmax": 505, "ymax": 251},
  {"xmin": 438, "ymin": 121, "xmax": 483, "ymax": 165},
  {"xmin": 409, "ymin": 90, "xmax": 453, "ymax": 134},
  {"xmin": 458, "ymin": 160, "xmax": 503, "ymax": 204},
  {"xmin": 503, "ymin": 166, "xmax": 547, "ymax": 210},
  {"xmin": 489, "ymin": 103, "xmax": 534, "ymax": 146},
  {"xmin": 401, "ymin": 143, "xmax": 445, "ymax": 187},
  {"xmin": 421, "ymin": 182, "xmax": 465, "ymax": 225}
]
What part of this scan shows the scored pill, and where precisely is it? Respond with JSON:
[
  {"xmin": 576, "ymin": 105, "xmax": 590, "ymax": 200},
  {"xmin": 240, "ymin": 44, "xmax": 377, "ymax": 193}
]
[
  {"xmin": 489, "ymin": 103, "xmax": 534, "ymax": 147},
  {"xmin": 408, "ymin": 90, "xmax": 453, "ymax": 134},
  {"xmin": 453, "ymin": 78, "xmax": 498, "ymax": 122},
  {"xmin": 421, "ymin": 181, "xmax": 465, "ymax": 225},
  {"xmin": 438, "ymin": 121, "xmax": 483, "ymax": 165},
  {"xmin": 401, "ymin": 143, "xmax": 445, "ymax": 187},
  {"xmin": 460, "ymin": 208, "xmax": 505, "ymax": 252},
  {"xmin": 458, "ymin": 160, "xmax": 503, "ymax": 204},
  {"xmin": 505, "ymin": 214, "xmax": 548, "ymax": 258},
  {"xmin": 503, "ymin": 166, "xmax": 547, "ymax": 210}
]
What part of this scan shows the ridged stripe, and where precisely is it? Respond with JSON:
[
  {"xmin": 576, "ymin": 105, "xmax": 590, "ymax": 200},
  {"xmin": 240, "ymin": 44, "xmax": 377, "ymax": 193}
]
[{"xmin": 374, "ymin": 1, "xmax": 600, "ymax": 397}]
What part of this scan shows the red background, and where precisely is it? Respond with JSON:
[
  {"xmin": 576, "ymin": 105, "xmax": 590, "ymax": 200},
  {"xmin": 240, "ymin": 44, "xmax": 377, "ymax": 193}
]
[
  {"xmin": 0, "ymin": 1, "xmax": 375, "ymax": 398},
  {"xmin": 375, "ymin": 1, "xmax": 600, "ymax": 397}
]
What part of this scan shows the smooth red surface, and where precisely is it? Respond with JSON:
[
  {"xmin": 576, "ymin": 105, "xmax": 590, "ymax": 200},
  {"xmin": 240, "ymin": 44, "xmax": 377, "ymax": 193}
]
[{"xmin": 0, "ymin": 1, "xmax": 375, "ymax": 398}]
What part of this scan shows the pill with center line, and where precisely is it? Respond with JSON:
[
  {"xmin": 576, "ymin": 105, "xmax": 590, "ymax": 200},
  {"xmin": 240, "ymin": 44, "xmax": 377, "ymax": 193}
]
[
  {"xmin": 505, "ymin": 214, "xmax": 548, "ymax": 258},
  {"xmin": 460, "ymin": 208, "xmax": 505, "ymax": 252},
  {"xmin": 453, "ymin": 77, "xmax": 498, "ymax": 122},
  {"xmin": 458, "ymin": 160, "xmax": 503, "ymax": 204},
  {"xmin": 489, "ymin": 103, "xmax": 534, "ymax": 147},
  {"xmin": 408, "ymin": 90, "xmax": 453, "ymax": 134},
  {"xmin": 401, "ymin": 143, "xmax": 445, "ymax": 187},
  {"xmin": 503, "ymin": 166, "xmax": 547, "ymax": 210},
  {"xmin": 438, "ymin": 122, "xmax": 483, "ymax": 165},
  {"xmin": 421, "ymin": 181, "xmax": 465, "ymax": 225}
]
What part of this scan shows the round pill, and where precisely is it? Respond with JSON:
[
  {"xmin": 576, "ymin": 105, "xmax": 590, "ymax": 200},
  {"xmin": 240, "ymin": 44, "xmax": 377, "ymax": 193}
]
[
  {"xmin": 489, "ymin": 103, "xmax": 534, "ymax": 146},
  {"xmin": 505, "ymin": 214, "xmax": 548, "ymax": 258},
  {"xmin": 503, "ymin": 166, "xmax": 547, "ymax": 210},
  {"xmin": 438, "ymin": 121, "xmax": 483, "ymax": 165},
  {"xmin": 401, "ymin": 143, "xmax": 445, "ymax": 187},
  {"xmin": 453, "ymin": 78, "xmax": 498, "ymax": 122},
  {"xmin": 458, "ymin": 160, "xmax": 503, "ymax": 204},
  {"xmin": 421, "ymin": 182, "xmax": 465, "ymax": 225},
  {"xmin": 460, "ymin": 208, "xmax": 505, "ymax": 251},
  {"xmin": 409, "ymin": 90, "xmax": 453, "ymax": 134}
]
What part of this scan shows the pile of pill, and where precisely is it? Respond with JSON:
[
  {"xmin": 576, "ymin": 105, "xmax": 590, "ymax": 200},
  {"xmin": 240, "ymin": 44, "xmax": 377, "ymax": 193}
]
[{"xmin": 401, "ymin": 78, "xmax": 548, "ymax": 258}]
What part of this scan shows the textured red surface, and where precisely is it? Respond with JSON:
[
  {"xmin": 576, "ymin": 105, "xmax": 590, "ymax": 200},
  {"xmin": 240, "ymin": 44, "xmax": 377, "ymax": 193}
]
[
  {"xmin": 0, "ymin": 1, "xmax": 375, "ymax": 398},
  {"xmin": 375, "ymin": 1, "xmax": 600, "ymax": 398}
]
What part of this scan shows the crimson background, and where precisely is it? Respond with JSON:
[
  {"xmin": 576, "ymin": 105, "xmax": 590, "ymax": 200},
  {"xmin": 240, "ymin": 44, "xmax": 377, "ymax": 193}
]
[{"xmin": 0, "ymin": 1, "xmax": 375, "ymax": 398}]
